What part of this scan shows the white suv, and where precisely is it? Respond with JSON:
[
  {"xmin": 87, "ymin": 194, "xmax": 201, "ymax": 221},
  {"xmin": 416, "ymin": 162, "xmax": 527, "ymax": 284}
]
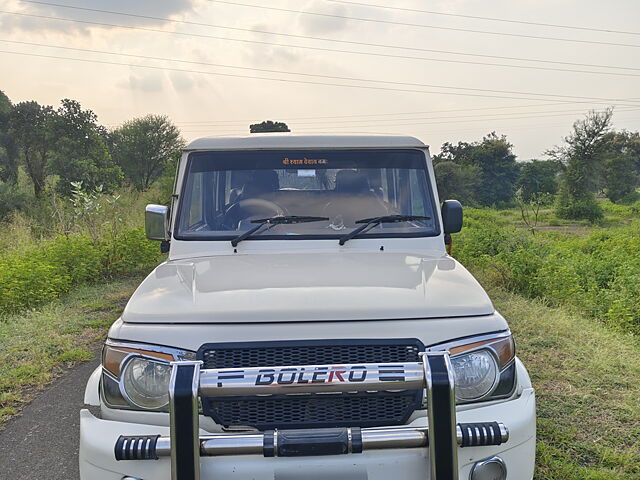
[{"xmin": 79, "ymin": 134, "xmax": 536, "ymax": 480}]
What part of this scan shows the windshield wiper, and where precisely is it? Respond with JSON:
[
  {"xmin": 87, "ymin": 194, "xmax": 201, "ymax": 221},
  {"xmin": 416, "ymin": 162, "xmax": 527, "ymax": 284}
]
[
  {"xmin": 231, "ymin": 216, "xmax": 329, "ymax": 247},
  {"xmin": 338, "ymin": 215, "xmax": 431, "ymax": 245}
]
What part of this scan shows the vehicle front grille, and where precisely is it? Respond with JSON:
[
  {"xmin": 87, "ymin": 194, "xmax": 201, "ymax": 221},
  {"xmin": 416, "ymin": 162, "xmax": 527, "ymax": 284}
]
[{"xmin": 197, "ymin": 339, "xmax": 424, "ymax": 430}]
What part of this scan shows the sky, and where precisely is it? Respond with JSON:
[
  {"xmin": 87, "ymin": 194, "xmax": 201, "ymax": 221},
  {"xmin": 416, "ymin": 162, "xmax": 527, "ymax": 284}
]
[{"xmin": 1, "ymin": 0, "xmax": 639, "ymax": 159}]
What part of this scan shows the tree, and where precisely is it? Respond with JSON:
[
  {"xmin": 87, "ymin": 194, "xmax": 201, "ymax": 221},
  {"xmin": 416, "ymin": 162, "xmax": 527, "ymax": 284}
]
[
  {"xmin": 516, "ymin": 160, "xmax": 561, "ymax": 203},
  {"xmin": 548, "ymin": 109, "xmax": 613, "ymax": 221},
  {"xmin": 48, "ymin": 99, "xmax": 123, "ymax": 196},
  {"xmin": 0, "ymin": 90, "xmax": 18, "ymax": 184},
  {"xmin": 434, "ymin": 133, "xmax": 519, "ymax": 205},
  {"xmin": 249, "ymin": 120, "xmax": 290, "ymax": 133},
  {"xmin": 10, "ymin": 101, "xmax": 56, "ymax": 197},
  {"xmin": 109, "ymin": 115, "xmax": 184, "ymax": 191},
  {"xmin": 433, "ymin": 161, "xmax": 480, "ymax": 205},
  {"xmin": 602, "ymin": 131, "xmax": 640, "ymax": 203}
]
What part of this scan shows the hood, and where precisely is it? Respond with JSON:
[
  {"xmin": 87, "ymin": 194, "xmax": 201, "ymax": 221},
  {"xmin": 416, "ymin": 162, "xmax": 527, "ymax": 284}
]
[{"xmin": 121, "ymin": 252, "xmax": 494, "ymax": 323}]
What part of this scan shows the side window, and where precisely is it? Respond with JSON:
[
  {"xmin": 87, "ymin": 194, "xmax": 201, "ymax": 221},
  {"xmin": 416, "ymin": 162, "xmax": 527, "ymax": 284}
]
[
  {"xmin": 187, "ymin": 172, "xmax": 204, "ymax": 227},
  {"xmin": 409, "ymin": 169, "xmax": 427, "ymax": 216},
  {"xmin": 380, "ymin": 169, "xmax": 398, "ymax": 207}
]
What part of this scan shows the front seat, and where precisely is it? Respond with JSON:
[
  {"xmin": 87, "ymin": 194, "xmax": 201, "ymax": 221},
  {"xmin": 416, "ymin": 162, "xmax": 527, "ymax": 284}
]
[
  {"xmin": 240, "ymin": 170, "xmax": 280, "ymax": 199},
  {"xmin": 334, "ymin": 169, "xmax": 373, "ymax": 196},
  {"xmin": 324, "ymin": 170, "xmax": 388, "ymax": 226}
]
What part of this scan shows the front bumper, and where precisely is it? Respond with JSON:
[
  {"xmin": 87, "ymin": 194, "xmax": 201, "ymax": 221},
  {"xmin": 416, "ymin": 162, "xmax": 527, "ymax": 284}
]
[{"xmin": 80, "ymin": 386, "xmax": 535, "ymax": 480}]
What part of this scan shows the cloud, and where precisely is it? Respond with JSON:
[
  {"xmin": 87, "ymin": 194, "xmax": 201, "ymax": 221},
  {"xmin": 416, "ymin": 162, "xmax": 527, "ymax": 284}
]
[
  {"xmin": 0, "ymin": 0, "xmax": 200, "ymax": 34},
  {"xmin": 297, "ymin": 0, "xmax": 351, "ymax": 35},
  {"xmin": 169, "ymin": 71, "xmax": 212, "ymax": 92},
  {"xmin": 126, "ymin": 71, "xmax": 165, "ymax": 93}
]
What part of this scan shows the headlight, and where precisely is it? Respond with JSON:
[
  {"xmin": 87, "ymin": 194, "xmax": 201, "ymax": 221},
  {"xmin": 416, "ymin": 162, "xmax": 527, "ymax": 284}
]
[
  {"xmin": 121, "ymin": 357, "xmax": 172, "ymax": 409},
  {"xmin": 101, "ymin": 341, "xmax": 195, "ymax": 411},
  {"xmin": 434, "ymin": 332, "xmax": 516, "ymax": 404},
  {"xmin": 451, "ymin": 350, "xmax": 498, "ymax": 401}
]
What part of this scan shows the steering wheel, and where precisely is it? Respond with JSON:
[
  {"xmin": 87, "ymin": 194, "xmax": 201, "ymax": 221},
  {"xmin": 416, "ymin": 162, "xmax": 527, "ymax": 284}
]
[{"xmin": 224, "ymin": 198, "xmax": 287, "ymax": 226}]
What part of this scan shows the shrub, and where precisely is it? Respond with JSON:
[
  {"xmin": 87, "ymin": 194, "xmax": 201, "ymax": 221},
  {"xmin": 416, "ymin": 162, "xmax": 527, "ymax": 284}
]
[
  {"xmin": 39, "ymin": 235, "xmax": 101, "ymax": 285},
  {"xmin": 102, "ymin": 228, "xmax": 159, "ymax": 276},
  {"xmin": 0, "ymin": 228, "xmax": 161, "ymax": 316},
  {"xmin": 0, "ymin": 183, "xmax": 28, "ymax": 221},
  {"xmin": 555, "ymin": 190, "xmax": 603, "ymax": 223},
  {"xmin": 0, "ymin": 253, "xmax": 70, "ymax": 313},
  {"xmin": 454, "ymin": 211, "xmax": 640, "ymax": 335}
]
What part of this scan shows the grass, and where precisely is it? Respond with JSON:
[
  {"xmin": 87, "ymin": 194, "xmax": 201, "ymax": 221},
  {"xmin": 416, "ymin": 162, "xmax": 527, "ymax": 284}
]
[
  {"xmin": 2, "ymin": 271, "xmax": 637, "ymax": 479},
  {"xmin": 0, "ymin": 274, "xmax": 145, "ymax": 427},
  {"xmin": 0, "ymin": 196, "xmax": 638, "ymax": 477},
  {"xmin": 490, "ymin": 286, "xmax": 640, "ymax": 479}
]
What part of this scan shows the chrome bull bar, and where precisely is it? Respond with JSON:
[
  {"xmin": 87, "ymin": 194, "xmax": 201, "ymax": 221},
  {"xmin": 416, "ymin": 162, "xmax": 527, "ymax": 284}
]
[{"xmin": 114, "ymin": 352, "xmax": 510, "ymax": 480}]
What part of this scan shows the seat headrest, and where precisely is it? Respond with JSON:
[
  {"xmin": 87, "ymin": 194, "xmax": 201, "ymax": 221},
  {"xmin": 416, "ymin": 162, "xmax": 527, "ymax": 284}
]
[
  {"xmin": 335, "ymin": 170, "xmax": 370, "ymax": 194},
  {"xmin": 242, "ymin": 170, "xmax": 280, "ymax": 196}
]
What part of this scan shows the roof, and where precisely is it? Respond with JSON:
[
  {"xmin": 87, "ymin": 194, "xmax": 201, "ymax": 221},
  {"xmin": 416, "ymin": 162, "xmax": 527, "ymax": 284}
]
[{"xmin": 185, "ymin": 133, "xmax": 428, "ymax": 151}]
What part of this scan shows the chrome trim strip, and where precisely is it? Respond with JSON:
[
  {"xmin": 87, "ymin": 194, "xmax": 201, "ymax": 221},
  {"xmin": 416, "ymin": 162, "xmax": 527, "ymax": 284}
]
[
  {"xmin": 127, "ymin": 423, "xmax": 508, "ymax": 458},
  {"xmin": 198, "ymin": 362, "xmax": 425, "ymax": 397}
]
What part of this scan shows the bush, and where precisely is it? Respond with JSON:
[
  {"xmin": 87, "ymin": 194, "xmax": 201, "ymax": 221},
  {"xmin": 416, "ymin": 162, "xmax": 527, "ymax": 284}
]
[
  {"xmin": 454, "ymin": 210, "xmax": 640, "ymax": 335},
  {"xmin": 555, "ymin": 190, "xmax": 603, "ymax": 223},
  {"xmin": 0, "ymin": 229, "xmax": 160, "ymax": 316},
  {"xmin": 39, "ymin": 235, "xmax": 101, "ymax": 285},
  {"xmin": 0, "ymin": 183, "xmax": 28, "ymax": 221},
  {"xmin": 102, "ymin": 228, "xmax": 159, "ymax": 276},
  {"xmin": 0, "ymin": 253, "xmax": 70, "ymax": 313}
]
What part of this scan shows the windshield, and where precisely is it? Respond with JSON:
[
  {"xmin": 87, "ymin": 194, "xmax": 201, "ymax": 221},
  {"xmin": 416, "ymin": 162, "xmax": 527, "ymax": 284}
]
[{"xmin": 175, "ymin": 149, "xmax": 439, "ymax": 241}]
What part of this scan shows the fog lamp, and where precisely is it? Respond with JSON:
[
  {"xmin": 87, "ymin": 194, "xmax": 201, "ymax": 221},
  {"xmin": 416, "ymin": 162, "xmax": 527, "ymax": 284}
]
[{"xmin": 470, "ymin": 456, "xmax": 507, "ymax": 480}]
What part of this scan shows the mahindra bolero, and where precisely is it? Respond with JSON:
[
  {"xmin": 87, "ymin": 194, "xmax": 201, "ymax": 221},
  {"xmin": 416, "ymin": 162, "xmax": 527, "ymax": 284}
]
[{"xmin": 79, "ymin": 134, "xmax": 536, "ymax": 480}]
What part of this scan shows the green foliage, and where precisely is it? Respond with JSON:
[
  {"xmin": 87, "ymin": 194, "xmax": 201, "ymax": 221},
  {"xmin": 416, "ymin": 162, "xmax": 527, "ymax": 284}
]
[
  {"xmin": 455, "ymin": 208, "xmax": 640, "ymax": 335},
  {"xmin": 48, "ymin": 99, "xmax": 123, "ymax": 196},
  {"xmin": 0, "ymin": 253, "xmax": 70, "ymax": 313},
  {"xmin": 249, "ymin": 120, "xmax": 290, "ymax": 133},
  {"xmin": 550, "ymin": 109, "xmax": 613, "ymax": 220},
  {"xmin": 602, "ymin": 131, "xmax": 640, "ymax": 203},
  {"xmin": 555, "ymin": 185, "xmax": 603, "ymax": 223},
  {"xmin": 102, "ymin": 228, "xmax": 160, "ymax": 276},
  {"xmin": 0, "ymin": 182, "xmax": 28, "ymax": 221},
  {"xmin": 434, "ymin": 132, "xmax": 520, "ymax": 205},
  {"xmin": 516, "ymin": 159, "xmax": 560, "ymax": 202},
  {"xmin": 109, "ymin": 115, "xmax": 184, "ymax": 191},
  {"xmin": 10, "ymin": 100, "xmax": 56, "ymax": 197},
  {"xmin": 433, "ymin": 160, "xmax": 479, "ymax": 204},
  {"xmin": 0, "ymin": 90, "xmax": 19, "ymax": 184},
  {"xmin": 0, "ymin": 229, "xmax": 159, "ymax": 315},
  {"xmin": 0, "ymin": 176, "xmax": 160, "ymax": 316},
  {"xmin": 40, "ymin": 235, "xmax": 101, "ymax": 284}
]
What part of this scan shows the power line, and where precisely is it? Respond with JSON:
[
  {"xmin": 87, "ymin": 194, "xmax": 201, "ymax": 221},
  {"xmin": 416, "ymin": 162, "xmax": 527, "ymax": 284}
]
[
  {"xmin": 4, "ymin": 39, "xmax": 640, "ymax": 106},
  {"xmin": 176, "ymin": 107, "xmax": 640, "ymax": 132},
  {"xmin": 171, "ymin": 106, "xmax": 639, "ymax": 128},
  {"xmin": 325, "ymin": 0, "xmax": 640, "ymax": 36},
  {"xmin": 16, "ymin": 1, "xmax": 640, "ymax": 73},
  {"xmin": 170, "ymin": 101, "xmax": 640, "ymax": 124},
  {"xmin": 153, "ymin": 103, "xmax": 589, "ymax": 126},
  {"xmin": 208, "ymin": 0, "xmax": 640, "ymax": 48},
  {"xmin": 5, "ymin": 10, "xmax": 640, "ymax": 82},
  {"xmin": 179, "ymin": 107, "xmax": 640, "ymax": 137},
  {"xmin": 2, "ymin": 43, "xmax": 639, "ymax": 107}
]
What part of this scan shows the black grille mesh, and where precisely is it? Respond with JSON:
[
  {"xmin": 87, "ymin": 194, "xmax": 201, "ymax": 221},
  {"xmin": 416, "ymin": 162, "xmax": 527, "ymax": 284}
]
[{"xmin": 198, "ymin": 340, "xmax": 423, "ymax": 430}]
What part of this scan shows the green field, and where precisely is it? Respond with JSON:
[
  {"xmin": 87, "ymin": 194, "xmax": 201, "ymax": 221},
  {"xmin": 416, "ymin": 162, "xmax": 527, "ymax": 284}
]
[{"xmin": 0, "ymin": 204, "xmax": 638, "ymax": 479}]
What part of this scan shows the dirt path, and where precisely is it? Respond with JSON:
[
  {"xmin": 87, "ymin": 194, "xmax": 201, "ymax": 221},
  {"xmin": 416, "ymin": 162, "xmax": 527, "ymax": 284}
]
[{"xmin": 0, "ymin": 354, "xmax": 100, "ymax": 480}]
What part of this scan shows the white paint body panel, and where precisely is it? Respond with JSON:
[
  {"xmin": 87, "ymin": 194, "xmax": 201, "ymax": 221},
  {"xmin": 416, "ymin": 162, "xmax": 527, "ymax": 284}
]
[
  {"xmin": 185, "ymin": 134, "xmax": 427, "ymax": 152},
  {"xmin": 121, "ymin": 254, "xmax": 494, "ymax": 324},
  {"xmin": 79, "ymin": 385, "xmax": 535, "ymax": 480},
  {"xmin": 83, "ymin": 366, "xmax": 101, "ymax": 406}
]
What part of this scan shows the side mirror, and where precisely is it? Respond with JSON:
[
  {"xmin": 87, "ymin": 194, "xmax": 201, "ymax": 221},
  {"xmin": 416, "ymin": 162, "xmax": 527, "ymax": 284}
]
[
  {"xmin": 441, "ymin": 200, "xmax": 463, "ymax": 234},
  {"xmin": 145, "ymin": 204, "xmax": 170, "ymax": 241}
]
